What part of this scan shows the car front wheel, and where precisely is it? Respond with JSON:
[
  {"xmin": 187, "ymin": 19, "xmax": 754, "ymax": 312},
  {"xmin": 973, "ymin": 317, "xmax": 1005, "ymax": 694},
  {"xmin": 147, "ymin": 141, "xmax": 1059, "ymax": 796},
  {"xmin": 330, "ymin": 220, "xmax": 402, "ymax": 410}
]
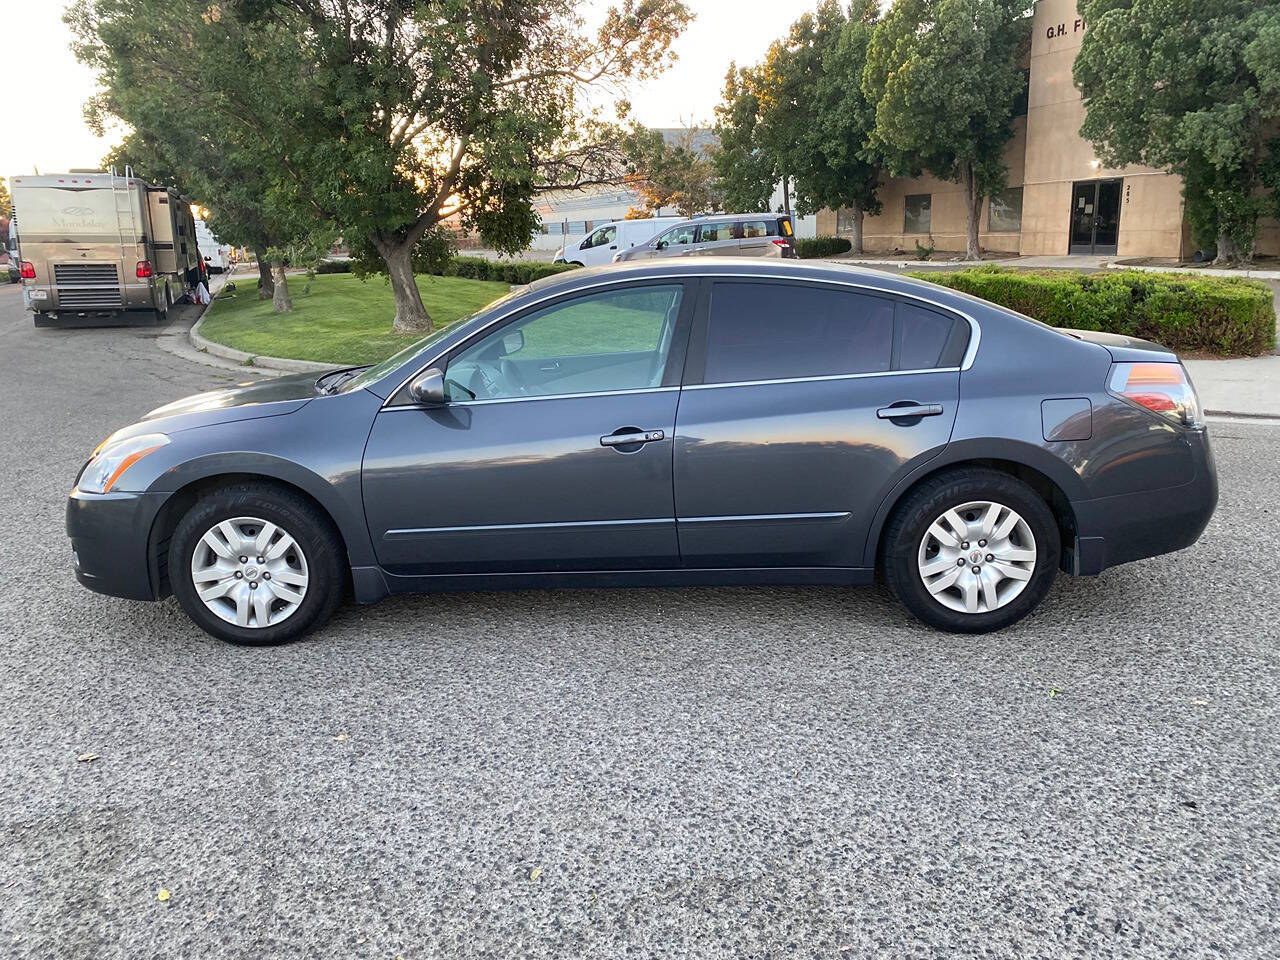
[
  {"xmin": 169, "ymin": 483, "xmax": 345, "ymax": 645},
  {"xmin": 884, "ymin": 469, "xmax": 1060, "ymax": 633}
]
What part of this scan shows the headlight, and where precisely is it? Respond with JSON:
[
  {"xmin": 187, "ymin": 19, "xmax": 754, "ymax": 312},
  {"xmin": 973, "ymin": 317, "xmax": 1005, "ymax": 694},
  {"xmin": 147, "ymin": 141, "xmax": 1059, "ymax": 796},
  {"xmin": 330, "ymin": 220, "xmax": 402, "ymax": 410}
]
[{"xmin": 79, "ymin": 433, "xmax": 170, "ymax": 494}]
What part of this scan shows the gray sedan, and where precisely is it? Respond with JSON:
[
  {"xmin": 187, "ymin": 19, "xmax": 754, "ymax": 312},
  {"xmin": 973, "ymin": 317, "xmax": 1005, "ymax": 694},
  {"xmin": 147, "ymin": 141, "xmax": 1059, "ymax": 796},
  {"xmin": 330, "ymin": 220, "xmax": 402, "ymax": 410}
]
[{"xmin": 67, "ymin": 260, "xmax": 1217, "ymax": 644}]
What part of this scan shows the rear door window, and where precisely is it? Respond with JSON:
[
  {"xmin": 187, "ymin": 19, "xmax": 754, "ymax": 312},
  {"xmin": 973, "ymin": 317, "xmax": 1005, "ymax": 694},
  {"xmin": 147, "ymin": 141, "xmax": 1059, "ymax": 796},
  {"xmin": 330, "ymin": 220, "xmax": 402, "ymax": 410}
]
[
  {"xmin": 739, "ymin": 220, "xmax": 770, "ymax": 238},
  {"xmin": 696, "ymin": 222, "xmax": 739, "ymax": 244},
  {"xmin": 702, "ymin": 282, "xmax": 895, "ymax": 383}
]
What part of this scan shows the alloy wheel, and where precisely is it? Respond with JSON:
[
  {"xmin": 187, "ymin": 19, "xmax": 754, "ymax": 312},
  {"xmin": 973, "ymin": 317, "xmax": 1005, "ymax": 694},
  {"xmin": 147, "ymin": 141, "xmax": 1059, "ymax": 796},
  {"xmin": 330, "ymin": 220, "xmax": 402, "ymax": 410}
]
[
  {"xmin": 190, "ymin": 516, "xmax": 309, "ymax": 628},
  {"xmin": 916, "ymin": 500, "xmax": 1037, "ymax": 615}
]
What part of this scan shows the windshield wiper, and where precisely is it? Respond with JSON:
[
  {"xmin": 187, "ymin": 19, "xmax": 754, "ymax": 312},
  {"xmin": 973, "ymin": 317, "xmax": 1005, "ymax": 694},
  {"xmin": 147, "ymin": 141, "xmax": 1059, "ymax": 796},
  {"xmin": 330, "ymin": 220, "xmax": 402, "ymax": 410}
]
[{"xmin": 317, "ymin": 367, "xmax": 369, "ymax": 395}]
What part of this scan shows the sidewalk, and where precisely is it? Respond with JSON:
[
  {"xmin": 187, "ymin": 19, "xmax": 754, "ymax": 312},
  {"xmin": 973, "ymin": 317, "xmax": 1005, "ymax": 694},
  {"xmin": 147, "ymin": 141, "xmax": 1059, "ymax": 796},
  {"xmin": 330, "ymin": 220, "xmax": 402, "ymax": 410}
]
[{"xmin": 1184, "ymin": 355, "xmax": 1280, "ymax": 420}]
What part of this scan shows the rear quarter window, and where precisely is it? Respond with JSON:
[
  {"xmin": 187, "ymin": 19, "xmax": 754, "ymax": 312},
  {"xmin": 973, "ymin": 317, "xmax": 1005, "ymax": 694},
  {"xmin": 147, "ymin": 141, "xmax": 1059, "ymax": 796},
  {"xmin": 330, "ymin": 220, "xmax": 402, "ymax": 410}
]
[{"xmin": 897, "ymin": 301, "xmax": 969, "ymax": 369}]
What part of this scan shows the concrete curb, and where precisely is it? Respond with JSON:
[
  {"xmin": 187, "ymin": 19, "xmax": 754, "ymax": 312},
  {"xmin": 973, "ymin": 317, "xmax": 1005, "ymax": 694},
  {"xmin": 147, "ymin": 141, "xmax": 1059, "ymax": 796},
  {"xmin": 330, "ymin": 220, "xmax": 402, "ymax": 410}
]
[
  {"xmin": 189, "ymin": 282, "xmax": 343, "ymax": 375},
  {"xmin": 1110, "ymin": 261, "xmax": 1280, "ymax": 280}
]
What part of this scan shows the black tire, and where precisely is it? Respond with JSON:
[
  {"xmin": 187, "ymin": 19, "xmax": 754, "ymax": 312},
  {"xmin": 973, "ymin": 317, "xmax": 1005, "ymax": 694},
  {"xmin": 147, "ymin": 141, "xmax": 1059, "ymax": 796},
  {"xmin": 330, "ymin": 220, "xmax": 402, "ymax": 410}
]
[
  {"xmin": 169, "ymin": 482, "xmax": 345, "ymax": 645},
  {"xmin": 883, "ymin": 468, "xmax": 1060, "ymax": 634}
]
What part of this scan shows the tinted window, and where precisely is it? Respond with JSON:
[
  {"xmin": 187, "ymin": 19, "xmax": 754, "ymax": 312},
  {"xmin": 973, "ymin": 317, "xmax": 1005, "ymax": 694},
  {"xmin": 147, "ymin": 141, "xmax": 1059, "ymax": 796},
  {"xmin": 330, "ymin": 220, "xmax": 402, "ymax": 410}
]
[
  {"xmin": 897, "ymin": 302, "xmax": 964, "ymax": 370},
  {"xmin": 698, "ymin": 221, "xmax": 739, "ymax": 243},
  {"xmin": 988, "ymin": 187, "xmax": 1023, "ymax": 233},
  {"xmin": 904, "ymin": 194, "xmax": 931, "ymax": 234},
  {"xmin": 704, "ymin": 282, "xmax": 894, "ymax": 383},
  {"xmin": 446, "ymin": 284, "xmax": 684, "ymax": 400},
  {"xmin": 740, "ymin": 220, "xmax": 770, "ymax": 238}
]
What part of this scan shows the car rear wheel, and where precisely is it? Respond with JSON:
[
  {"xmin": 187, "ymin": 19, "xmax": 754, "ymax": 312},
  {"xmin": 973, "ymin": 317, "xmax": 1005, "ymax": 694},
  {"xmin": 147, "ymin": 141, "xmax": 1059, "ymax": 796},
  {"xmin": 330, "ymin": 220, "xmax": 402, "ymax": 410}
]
[
  {"xmin": 169, "ymin": 483, "xmax": 345, "ymax": 645},
  {"xmin": 883, "ymin": 469, "xmax": 1060, "ymax": 633}
]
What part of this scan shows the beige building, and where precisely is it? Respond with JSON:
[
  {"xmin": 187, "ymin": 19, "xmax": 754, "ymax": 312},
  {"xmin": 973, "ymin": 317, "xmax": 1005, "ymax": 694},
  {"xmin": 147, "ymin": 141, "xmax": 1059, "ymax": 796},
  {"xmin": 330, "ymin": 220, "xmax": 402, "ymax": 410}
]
[{"xmin": 817, "ymin": 0, "xmax": 1278, "ymax": 260}]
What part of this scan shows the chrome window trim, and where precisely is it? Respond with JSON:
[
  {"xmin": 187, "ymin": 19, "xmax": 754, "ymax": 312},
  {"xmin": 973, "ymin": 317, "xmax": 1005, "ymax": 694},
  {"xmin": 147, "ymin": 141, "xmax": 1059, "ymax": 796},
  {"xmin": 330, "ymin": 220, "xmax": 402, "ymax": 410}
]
[
  {"xmin": 384, "ymin": 385, "xmax": 679, "ymax": 410},
  {"xmin": 679, "ymin": 511, "xmax": 851, "ymax": 524},
  {"xmin": 381, "ymin": 271, "xmax": 982, "ymax": 407},
  {"xmin": 683, "ymin": 366, "xmax": 960, "ymax": 391}
]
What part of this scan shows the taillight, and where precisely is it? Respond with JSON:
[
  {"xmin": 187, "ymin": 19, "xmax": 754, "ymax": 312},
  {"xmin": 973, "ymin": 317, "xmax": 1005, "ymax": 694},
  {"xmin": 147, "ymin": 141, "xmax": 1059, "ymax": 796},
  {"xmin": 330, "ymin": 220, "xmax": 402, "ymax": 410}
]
[
  {"xmin": 771, "ymin": 238, "xmax": 790, "ymax": 247},
  {"xmin": 136, "ymin": 260, "xmax": 153, "ymax": 278},
  {"xmin": 19, "ymin": 261, "xmax": 35, "ymax": 279},
  {"xmin": 1107, "ymin": 361, "xmax": 1204, "ymax": 428}
]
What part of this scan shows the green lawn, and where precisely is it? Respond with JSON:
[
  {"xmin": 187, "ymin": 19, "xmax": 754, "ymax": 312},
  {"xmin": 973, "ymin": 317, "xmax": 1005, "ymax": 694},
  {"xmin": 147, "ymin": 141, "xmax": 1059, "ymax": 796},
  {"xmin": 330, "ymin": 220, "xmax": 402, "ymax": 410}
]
[{"xmin": 198, "ymin": 272, "xmax": 512, "ymax": 365}]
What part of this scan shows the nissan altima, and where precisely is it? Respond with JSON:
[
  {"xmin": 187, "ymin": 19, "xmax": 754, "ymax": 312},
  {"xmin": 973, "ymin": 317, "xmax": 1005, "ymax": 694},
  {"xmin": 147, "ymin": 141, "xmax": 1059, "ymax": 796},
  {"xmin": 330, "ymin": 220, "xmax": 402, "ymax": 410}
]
[{"xmin": 67, "ymin": 260, "xmax": 1217, "ymax": 644}]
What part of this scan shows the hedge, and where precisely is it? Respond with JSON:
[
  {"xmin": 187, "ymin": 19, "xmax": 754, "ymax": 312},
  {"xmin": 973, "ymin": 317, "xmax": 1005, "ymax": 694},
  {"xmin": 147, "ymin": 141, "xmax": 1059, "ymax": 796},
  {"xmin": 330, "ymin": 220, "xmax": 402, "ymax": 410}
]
[
  {"xmin": 906, "ymin": 266, "xmax": 1276, "ymax": 356},
  {"xmin": 797, "ymin": 236, "xmax": 853, "ymax": 259},
  {"xmin": 315, "ymin": 256, "xmax": 579, "ymax": 284},
  {"xmin": 433, "ymin": 256, "xmax": 580, "ymax": 284}
]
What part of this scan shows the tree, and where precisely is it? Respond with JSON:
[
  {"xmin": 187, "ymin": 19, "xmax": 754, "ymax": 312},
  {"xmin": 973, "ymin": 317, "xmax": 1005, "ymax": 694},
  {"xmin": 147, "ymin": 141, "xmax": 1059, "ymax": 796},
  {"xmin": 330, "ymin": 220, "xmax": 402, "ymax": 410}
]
[
  {"xmin": 624, "ymin": 125, "xmax": 724, "ymax": 217},
  {"xmin": 1074, "ymin": 1, "xmax": 1280, "ymax": 262},
  {"xmin": 712, "ymin": 64, "xmax": 776, "ymax": 214},
  {"xmin": 756, "ymin": 0, "xmax": 882, "ymax": 252},
  {"xmin": 228, "ymin": 0, "xmax": 691, "ymax": 332},
  {"xmin": 68, "ymin": 1, "xmax": 325, "ymax": 311},
  {"xmin": 863, "ymin": 0, "xmax": 1032, "ymax": 260},
  {"xmin": 0, "ymin": 177, "xmax": 11, "ymax": 254}
]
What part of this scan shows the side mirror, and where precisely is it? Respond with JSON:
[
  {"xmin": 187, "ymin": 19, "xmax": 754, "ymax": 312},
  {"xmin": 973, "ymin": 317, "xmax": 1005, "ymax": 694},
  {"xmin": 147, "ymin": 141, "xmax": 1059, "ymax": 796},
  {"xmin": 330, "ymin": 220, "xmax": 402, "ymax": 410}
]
[
  {"xmin": 580, "ymin": 238, "xmax": 591, "ymax": 250},
  {"xmin": 204, "ymin": 255, "xmax": 212, "ymax": 261},
  {"xmin": 656, "ymin": 240, "xmax": 668, "ymax": 250},
  {"xmin": 409, "ymin": 367, "xmax": 446, "ymax": 405},
  {"xmin": 501, "ymin": 329, "xmax": 524, "ymax": 355}
]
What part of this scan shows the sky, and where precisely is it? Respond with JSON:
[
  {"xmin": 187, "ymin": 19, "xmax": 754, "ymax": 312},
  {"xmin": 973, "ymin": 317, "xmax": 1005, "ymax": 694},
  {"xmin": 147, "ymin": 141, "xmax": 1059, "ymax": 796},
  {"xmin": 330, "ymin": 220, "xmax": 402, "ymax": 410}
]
[{"xmin": 0, "ymin": 0, "xmax": 816, "ymax": 178}]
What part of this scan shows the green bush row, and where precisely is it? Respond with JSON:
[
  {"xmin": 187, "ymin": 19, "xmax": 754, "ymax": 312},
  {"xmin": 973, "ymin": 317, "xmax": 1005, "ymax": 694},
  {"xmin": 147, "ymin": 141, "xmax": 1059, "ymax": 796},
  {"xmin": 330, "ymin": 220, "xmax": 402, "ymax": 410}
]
[
  {"xmin": 797, "ymin": 236, "xmax": 853, "ymax": 259},
  {"xmin": 907, "ymin": 266, "xmax": 1276, "ymax": 356},
  {"xmin": 315, "ymin": 259, "xmax": 352, "ymax": 274},
  {"xmin": 430, "ymin": 257, "xmax": 581, "ymax": 284}
]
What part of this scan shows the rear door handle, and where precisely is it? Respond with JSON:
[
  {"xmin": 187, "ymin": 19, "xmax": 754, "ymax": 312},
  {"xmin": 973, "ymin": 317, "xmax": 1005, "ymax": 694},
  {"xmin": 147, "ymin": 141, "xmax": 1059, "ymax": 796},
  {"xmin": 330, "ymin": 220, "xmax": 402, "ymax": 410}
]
[
  {"xmin": 877, "ymin": 403, "xmax": 944, "ymax": 420},
  {"xmin": 600, "ymin": 429, "xmax": 664, "ymax": 447}
]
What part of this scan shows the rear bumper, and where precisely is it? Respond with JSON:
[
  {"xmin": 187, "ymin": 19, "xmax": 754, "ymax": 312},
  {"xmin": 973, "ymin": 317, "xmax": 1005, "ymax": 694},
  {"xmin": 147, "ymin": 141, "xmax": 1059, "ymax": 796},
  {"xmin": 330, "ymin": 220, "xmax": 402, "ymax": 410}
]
[
  {"xmin": 66, "ymin": 488, "xmax": 168, "ymax": 601},
  {"xmin": 1068, "ymin": 430, "xmax": 1218, "ymax": 575}
]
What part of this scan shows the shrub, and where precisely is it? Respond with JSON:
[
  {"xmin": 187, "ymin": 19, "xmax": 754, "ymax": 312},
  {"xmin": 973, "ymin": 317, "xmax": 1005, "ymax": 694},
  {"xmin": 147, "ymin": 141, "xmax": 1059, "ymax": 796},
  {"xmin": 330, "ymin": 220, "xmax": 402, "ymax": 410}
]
[
  {"xmin": 914, "ymin": 240, "xmax": 934, "ymax": 261},
  {"xmin": 797, "ymin": 236, "xmax": 853, "ymax": 259},
  {"xmin": 315, "ymin": 259, "xmax": 352, "ymax": 274},
  {"xmin": 907, "ymin": 266, "xmax": 1276, "ymax": 356},
  {"xmin": 428, "ymin": 256, "xmax": 580, "ymax": 284}
]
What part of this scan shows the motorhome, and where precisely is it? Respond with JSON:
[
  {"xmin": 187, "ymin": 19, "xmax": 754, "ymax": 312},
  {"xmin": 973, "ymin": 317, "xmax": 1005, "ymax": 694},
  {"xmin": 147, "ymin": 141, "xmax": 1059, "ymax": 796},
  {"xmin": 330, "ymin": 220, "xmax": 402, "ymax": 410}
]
[
  {"xmin": 194, "ymin": 218, "xmax": 232, "ymax": 273},
  {"xmin": 9, "ymin": 168, "xmax": 200, "ymax": 326}
]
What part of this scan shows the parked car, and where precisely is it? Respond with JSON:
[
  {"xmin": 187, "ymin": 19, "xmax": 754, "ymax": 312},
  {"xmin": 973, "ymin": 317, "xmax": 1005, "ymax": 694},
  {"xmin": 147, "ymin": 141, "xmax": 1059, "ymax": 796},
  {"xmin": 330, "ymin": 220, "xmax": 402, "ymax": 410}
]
[
  {"xmin": 615, "ymin": 213, "xmax": 797, "ymax": 262},
  {"xmin": 553, "ymin": 217, "xmax": 686, "ymax": 267},
  {"xmin": 67, "ymin": 259, "xmax": 1216, "ymax": 645}
]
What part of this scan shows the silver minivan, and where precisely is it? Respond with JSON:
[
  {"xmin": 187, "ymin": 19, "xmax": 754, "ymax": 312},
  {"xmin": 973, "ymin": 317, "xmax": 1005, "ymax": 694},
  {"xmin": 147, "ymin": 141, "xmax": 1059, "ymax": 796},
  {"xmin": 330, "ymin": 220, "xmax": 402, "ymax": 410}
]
[{"xmin": 615, "ymin": 213, "xmax": 798, "ymax": 262}]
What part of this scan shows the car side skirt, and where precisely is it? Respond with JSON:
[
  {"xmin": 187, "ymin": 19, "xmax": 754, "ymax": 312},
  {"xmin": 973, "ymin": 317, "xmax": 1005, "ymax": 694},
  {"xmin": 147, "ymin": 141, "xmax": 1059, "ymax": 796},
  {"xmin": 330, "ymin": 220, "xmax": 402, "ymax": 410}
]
[{"xmin": 370, "ymin": 565, "xmax": 875, "ymax": 600}]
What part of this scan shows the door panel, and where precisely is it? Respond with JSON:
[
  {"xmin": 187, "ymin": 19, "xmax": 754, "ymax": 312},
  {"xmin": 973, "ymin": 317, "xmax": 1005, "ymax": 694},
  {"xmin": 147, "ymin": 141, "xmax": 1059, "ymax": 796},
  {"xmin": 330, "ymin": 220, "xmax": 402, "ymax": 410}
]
[
  {"xmin": 1070, "ymin": 182, "xmax": 1096, "ymax": 253},
  {"xmin": 364, "ymin": 391, "xmax": 680, "ymax": 575},
  {"xmin": 1094, "ymin": 180, "xmax": 1121, "ymax": 253},
  {"xmin": 673, "ymin": 373, "xmax": 959, "ymax": 567}
]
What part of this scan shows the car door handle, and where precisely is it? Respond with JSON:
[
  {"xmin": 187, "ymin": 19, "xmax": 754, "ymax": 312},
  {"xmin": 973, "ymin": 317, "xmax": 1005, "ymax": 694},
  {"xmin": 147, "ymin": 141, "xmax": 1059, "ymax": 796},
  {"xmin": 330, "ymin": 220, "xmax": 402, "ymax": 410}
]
[
  {"xmin": 600, "ymin": 429, "xmax": 664, "ymax": 447},
  {"xmin": 877, "ymin": 403, "xmax": 944, "ymax": 420}
]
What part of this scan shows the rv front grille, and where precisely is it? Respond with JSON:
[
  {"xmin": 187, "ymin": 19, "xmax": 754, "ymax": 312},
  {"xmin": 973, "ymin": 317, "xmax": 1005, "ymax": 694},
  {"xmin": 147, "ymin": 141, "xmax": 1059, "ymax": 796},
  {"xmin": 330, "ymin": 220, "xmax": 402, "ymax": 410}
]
[{"xmin": 54, "ymin": 263, "xmax": 123, "ymax": 310}]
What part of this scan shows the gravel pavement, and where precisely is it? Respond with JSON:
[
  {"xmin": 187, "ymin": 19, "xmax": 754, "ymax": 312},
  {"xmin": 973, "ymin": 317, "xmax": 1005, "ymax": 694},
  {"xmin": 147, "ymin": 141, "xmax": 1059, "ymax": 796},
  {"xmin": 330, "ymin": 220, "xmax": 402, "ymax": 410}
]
[{"xmin": 1, "ymin": 283, "xmax": 1278, "ymax": 959}]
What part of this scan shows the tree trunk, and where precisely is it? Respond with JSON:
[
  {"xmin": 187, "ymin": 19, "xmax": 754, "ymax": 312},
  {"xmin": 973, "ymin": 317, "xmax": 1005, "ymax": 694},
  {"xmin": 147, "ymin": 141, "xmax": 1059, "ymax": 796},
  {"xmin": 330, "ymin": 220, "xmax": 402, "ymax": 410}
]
[
  {"xmin": 961, "ymin": 163, "xmax": 983, "ymax": 261},
  {"xmin": 378, "ymin": 239, "xmax": 433, "ymax": 333},
  {"xmin": 257, "ymin": 258, "xmax": 274, "ymax": 300},
  {"xmin": 849, "ymin": 201, "xmax": 865, "ymax": 255},
  {"xmin": 271, "ymin": 261, "xmax": 292, "ymax": 313},
  {"xmin": 1214, "ymin": 228, "xmax": 1238, "ymax": 265}
]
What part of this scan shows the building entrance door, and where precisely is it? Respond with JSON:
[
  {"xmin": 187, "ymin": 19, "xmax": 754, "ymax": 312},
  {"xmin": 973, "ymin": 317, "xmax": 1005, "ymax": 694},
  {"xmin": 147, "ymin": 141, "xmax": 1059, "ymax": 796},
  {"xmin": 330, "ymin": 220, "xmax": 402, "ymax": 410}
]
[{"xmin": 1069, "ymin": 179, "xmax": 1122, "ymax": 255}]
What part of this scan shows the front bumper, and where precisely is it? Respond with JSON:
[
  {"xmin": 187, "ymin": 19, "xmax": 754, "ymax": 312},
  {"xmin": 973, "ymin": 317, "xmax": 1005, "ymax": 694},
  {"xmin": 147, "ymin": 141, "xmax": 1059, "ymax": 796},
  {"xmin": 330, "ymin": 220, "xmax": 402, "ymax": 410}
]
[
  {"xmin": 66, "ymin": 488, "xmax": 169, "ymax": 601},
  {"xmin": 1068, "ymin": 429, "xmax": 1218, "ymax": 575}
]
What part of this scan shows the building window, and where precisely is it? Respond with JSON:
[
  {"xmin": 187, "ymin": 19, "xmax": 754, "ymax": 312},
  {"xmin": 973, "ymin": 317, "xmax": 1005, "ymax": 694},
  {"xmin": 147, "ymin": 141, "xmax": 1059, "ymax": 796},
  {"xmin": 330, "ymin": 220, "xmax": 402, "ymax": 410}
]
[
  {"xmin": 836, "ymin": 208, "xmax": 859, "ymax": 234},
  {"xmin": 988, "ymin": 186, "xmax": 1023, "ymax": 233},
  {"xmin": 904, "ymin": 194, "xmax": 931, "ymax": 234},
  {"xmin": 1012, "ymin": 68, "xmax": 1030, "ymax": 118}
]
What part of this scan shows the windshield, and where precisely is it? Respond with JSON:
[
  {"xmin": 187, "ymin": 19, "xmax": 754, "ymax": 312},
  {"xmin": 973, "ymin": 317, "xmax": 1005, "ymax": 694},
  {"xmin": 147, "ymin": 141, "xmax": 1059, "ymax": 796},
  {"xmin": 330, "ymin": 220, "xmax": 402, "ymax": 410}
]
[{"xmin": 336, "ymin": 289, "xmax": 522, "ymax": 394}]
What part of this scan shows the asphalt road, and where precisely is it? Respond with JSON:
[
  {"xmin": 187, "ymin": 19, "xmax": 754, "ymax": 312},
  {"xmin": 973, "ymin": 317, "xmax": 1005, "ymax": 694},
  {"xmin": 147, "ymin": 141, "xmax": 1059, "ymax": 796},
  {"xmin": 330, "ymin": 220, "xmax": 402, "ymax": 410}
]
[{"xmin": 1, "ymin": 282, "xmax": 1278, "ymax": 959}]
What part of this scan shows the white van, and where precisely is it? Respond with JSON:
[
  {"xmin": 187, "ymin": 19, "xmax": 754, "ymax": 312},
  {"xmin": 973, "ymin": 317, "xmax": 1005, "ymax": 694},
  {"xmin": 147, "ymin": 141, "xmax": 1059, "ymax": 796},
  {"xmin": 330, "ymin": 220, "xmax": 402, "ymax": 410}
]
[
  {"xmin": 553, "ymin": 217, "xmax": 686, "ymax": 268},
  {"xmin": 194, "ymin": 218, "xmax": 232, "ymax": 273}
]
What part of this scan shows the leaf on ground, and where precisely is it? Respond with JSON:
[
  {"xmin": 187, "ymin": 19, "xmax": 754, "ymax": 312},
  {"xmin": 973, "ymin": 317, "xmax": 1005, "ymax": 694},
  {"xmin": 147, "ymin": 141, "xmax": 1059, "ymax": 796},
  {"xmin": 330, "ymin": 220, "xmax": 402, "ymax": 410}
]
[
  {"xmin": 77, "ymin": 753, "xmax": 99, "ymax": 763},
  {"xmin": 529, "ymin": 866, "xmax": 543, "ymax": 882},
  {"xmin": 1190, "ymin": 698, "xmax": 1210, "ymax": 706},
  {"xmin": 157, "ymin": 888, "xmax": 171, "ymax": 903},
  {"xmin": 333, "ymin": 733, "xmax": 351, "ymax": 742}
]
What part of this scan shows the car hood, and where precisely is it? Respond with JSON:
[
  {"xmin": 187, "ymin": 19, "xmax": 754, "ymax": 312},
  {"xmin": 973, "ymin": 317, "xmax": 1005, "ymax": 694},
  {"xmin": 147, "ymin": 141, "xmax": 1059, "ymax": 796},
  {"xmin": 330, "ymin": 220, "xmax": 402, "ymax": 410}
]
[
  {"xmin": 1055, "ymin": 328, "xmax": 1178, "ymax": 363},
  {"xmin": 101, "ymin": 372, "xmax": 321, "ymax": 446}
]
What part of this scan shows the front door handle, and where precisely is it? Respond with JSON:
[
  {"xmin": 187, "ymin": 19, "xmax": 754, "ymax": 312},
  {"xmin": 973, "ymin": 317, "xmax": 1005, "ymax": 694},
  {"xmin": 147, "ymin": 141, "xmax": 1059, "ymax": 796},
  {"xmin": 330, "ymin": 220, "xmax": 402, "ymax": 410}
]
[
  {"xmin": 600, "ymin": 428, "xmax": 664, "ymax": 447},
  {"xmin": 877, "ymin": 403, "xmax": 944, "ymax": 420}
]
